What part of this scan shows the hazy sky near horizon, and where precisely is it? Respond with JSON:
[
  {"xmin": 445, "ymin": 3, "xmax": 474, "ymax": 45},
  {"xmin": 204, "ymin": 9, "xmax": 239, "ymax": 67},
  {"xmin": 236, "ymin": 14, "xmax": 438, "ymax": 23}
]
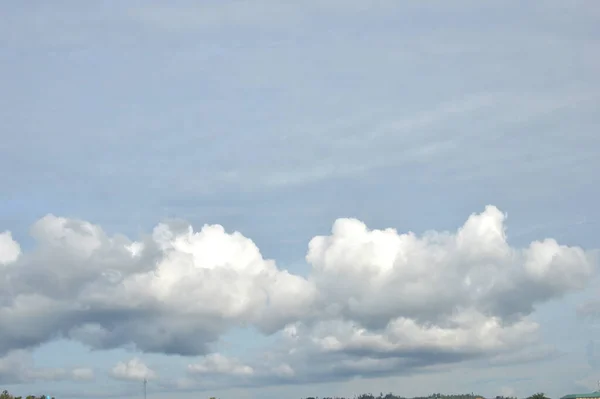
[{"xmin": 1, "ymin": 1, "xmax": 600, "ymax": 399}]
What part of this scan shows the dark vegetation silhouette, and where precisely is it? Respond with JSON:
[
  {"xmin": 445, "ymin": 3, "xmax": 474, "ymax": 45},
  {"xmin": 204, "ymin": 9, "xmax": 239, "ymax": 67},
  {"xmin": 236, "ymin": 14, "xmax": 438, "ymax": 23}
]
[
  {"xmin": 0, "ymin": 389, "xmax": 554, "ymax": 399},
  {"xmin": 297, "ymin": 393, "xmax": 551, "ymax": 399},
  {"xmin": 300, "ymin": 394, "xmax": 519, "ymax": 399},
  {"xmin": 0, "ymin": 391, "xmax": 54, "ymax": 399}
]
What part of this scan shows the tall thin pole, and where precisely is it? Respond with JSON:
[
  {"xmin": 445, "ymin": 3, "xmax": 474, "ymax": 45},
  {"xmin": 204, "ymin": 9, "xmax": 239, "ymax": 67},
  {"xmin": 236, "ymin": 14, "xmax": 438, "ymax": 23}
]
[{"xmin": 143, "ymin": 378, "xmax": 147, "ymax": 399}]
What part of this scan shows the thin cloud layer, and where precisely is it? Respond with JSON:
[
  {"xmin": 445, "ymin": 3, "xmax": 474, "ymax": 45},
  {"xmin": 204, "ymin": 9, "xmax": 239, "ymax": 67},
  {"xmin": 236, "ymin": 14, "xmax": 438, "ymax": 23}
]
[
  {"xmin": 188, "ymin": 353, "xmax": 255, "ymax": 377},
  {"xmin": 0, "ymin": 206, "xmax": 596, "ymax": 388},
  {"xmin": 0, "ymin": 350, "xmax": 94, "ymax": 384}
]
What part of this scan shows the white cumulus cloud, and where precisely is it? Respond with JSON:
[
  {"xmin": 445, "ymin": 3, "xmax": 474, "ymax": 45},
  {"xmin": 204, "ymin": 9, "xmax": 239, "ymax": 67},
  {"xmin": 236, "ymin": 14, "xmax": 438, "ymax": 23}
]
[
  {"xmin": 306, "ymin": 205, "xmax": 594, "ymax": 329},
  {"xmin": 0, "ymin": 205, "xmax": 596, "ymax": 388},
  {"xmin": 110, "ymin": 358, "xmax": 156, "ymax": 382},
  {"xmin": 0, "ymin": 231, "xmax": 20, "ymax": 265},
  {"xmin": 0, "ymin": 214, "xmax": 315, "ymax": 356},
  {"xmin": 255, "ymin": 205, "xmax": 594, "ymax": 383}
]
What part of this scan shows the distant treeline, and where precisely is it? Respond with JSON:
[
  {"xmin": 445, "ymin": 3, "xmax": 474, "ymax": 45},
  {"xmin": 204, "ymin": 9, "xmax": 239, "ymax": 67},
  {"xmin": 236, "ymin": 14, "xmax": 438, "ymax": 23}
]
[
  {"xmin": 3, "ymin": 389, "xmax": 548, "ymax": 399},
  {"xmin": 1, "ymin": 391, "xmax": 54, "ymax": 399},
  {"xmin": 302, "ymin": 393, "xmax": 541, "ymax": 399}
]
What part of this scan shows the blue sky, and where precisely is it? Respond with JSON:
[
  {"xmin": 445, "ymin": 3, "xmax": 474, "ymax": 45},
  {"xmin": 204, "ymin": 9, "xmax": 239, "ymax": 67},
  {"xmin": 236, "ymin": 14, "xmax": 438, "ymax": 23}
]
[{"xmin": 1, "ymin": 1, "xmax": 599, "ymax": 398}]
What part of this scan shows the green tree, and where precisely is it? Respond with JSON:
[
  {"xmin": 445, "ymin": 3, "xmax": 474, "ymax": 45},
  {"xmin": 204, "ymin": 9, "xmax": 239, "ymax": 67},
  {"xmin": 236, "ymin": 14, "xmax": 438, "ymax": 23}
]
[{"xmin": 528, "ymin": 393, "xmax": 551, "ymax": 399}]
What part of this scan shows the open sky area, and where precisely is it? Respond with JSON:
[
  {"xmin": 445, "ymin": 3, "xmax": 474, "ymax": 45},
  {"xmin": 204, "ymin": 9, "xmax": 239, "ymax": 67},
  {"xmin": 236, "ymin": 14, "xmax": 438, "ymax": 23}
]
[{"xmin": 1, "ymin": 1, "xmax": 599, "ymax": 398}]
